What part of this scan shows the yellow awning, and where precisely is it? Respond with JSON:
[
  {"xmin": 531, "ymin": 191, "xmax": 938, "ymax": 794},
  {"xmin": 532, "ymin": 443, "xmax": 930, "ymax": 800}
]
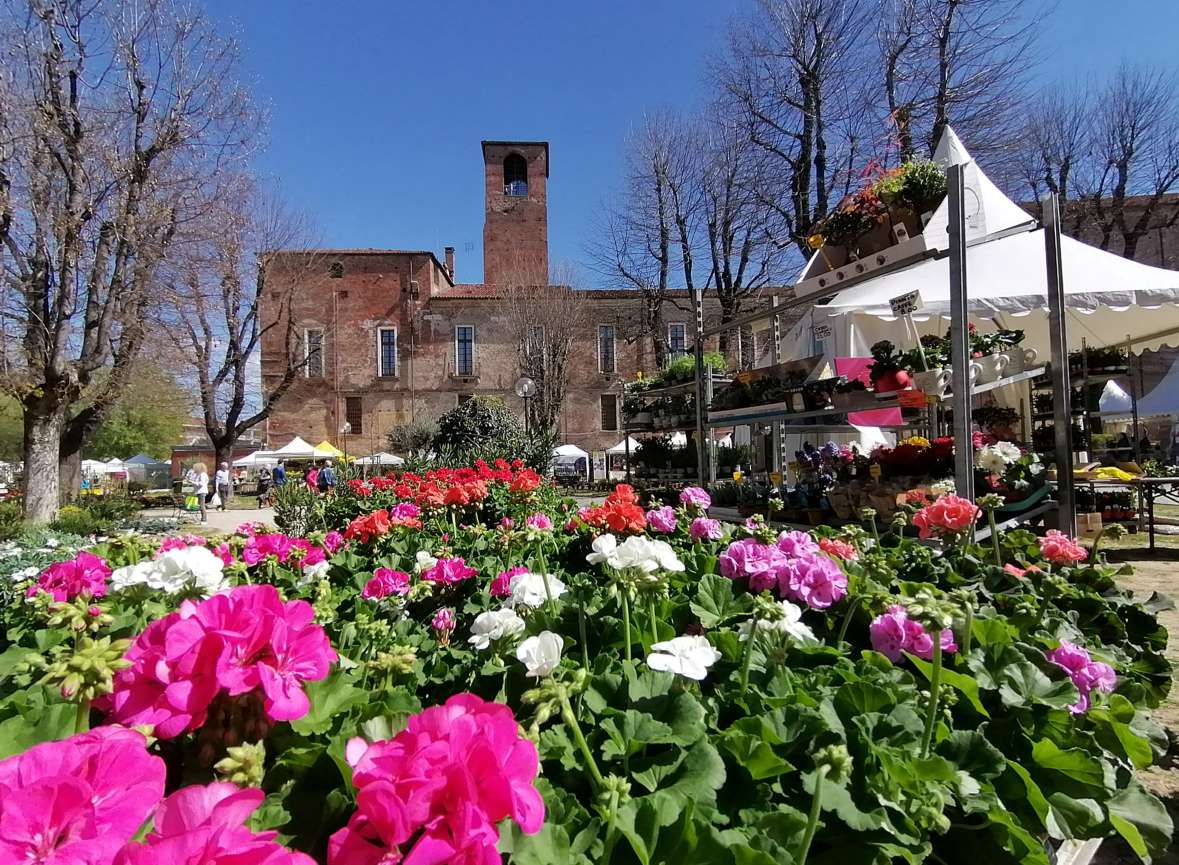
[{"xmin": 314, "ymin": 440, "xmax": 345, "ymax": 458}]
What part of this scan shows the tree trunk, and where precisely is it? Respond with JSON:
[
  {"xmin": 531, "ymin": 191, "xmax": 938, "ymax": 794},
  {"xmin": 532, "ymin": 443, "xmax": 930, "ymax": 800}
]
[
  {"xmin": 58, "ymin": 450, "xmax": 81, "ymax": 507},
  {"xmin": 23, "ymin": 401, "xmax": 68, "ymax": 523},
  {"xmin": 213, "ymin": 441, "xmax": 233, "ymax": 504}
]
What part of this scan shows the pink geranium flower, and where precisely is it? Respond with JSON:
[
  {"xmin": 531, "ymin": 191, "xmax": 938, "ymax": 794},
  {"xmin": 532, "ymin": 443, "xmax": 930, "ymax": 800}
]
[
  {"xmin": 1039, "ymin": 530, "xmax": 1088, "ymax": 565},
  {"xmin": 1003, "ymin": 562, "xmax": 1042, "ymax": 578},
  {"xmin": 322, "ymin": 530, "xmax": 346, "ymax": 554},
  {"xmin": 362, "ymin": 568, "xmax": 410, "ymax": 600},
  {"xmin": 0, "ymin": 727, "xmax": 164, "ymax": 865},
  {"xmin": 114, "ymin": 782, "xmax": 315, "ymax": 865},
  {"xmin": 819, "ymin": 537, "xmax": 858, "ymax": 561},
  {"xmin": 689, "ymin": 517, "xmax": 722, "ymax": 541},
  {"xmin": 869, "ymin": 605, "xmax": 957, "ymax": 662},
  {"xmin": 679, "ymin": 486, "xmax": 711, "ymax": 510},
  {"xmin": 421, "ymin": 556, "xmax": 477, "ymax": 585},
  {"xmin": 719, "ymin": 538, "xmax": 786, "ymax": 592},
  {"xmin": 1047, "ymin": 640, "xmax": 1116, "ymax": 713},
  {"xmin": 27, "ymin": 551, "xmax": 110, "ymax": 602},
  {"xmin": 778, "ymin": 553, "xmax": 848, "ymax": 609},
  {"xmin": 329, "ymin": 693, "xmax": 544, "ymax": 865},
  {"xmin": 646, "ymin": 506, "xmax": 678, "ymax": 533},
  {"xmin": 912, "ymin": 494, "xmax": 980, "ymax": 539},
  {"xmin": 776, "ymin": 530, "xmax": 819, "ymax": 558},
  {"xmin": 491, "ymin": 565, "xmax": 527, "ymax": 598},
  {"xmin": 525, "ymin": 512, "xmax": 554, "ymax": 531}
]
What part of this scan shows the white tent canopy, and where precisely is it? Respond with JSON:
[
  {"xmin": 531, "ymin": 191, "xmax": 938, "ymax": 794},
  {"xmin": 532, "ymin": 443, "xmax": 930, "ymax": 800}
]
[
  {"xmin": 802, "ymin": 126, "xmax": 1179, "ymax": 359},
  {"xmin": 606, "ymin": 436, "xmax": 642, "ymax": 455},
  {"xmin": 1105, "ymin": 360, "xmax": 1179, "ymax": 420},
  {"xmin": 233, "ymin": 451, "xmax": 278, "ymax": 468},
  {"xmin": 82, "ymin": 459, "xmax": 114, "ymax": 475},
  {"xmin": 553, "ymin": 444, "xmax": 589, "ymax": 459},
  {"xmin": 258, "ymin": 436, "xmax": 336, "ymax": 460},
  {"xmin": 1098, "ymin": 380, "xmax": 1134, "ymax": 415},
  {"xmin": 354, "ymin": 452, "xmax": 405, "ymax": 466}
]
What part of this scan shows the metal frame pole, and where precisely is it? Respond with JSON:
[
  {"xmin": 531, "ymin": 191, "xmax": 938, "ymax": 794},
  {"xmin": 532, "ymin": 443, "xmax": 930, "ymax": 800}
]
[
  {"xmin": 692, "ymin": 288, "xmax": 708, "ymax": 484},
  {"xmin": 1043, "ymin": 192, "xmax": 1076, "ymax": 535},
  {"xmin": 771, "ymin": 296, "xmax": 784, "ymax": 478},
  {"xmin": 947, "ymin": 164, "xmax": 975, "ymax": 500}
]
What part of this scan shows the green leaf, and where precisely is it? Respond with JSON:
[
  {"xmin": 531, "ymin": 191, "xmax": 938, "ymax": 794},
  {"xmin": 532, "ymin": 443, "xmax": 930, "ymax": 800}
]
[
  {"xmin": 802, "ymin": 768, "xmax": 888, "ymax": 832},
  {"xmin": 0, "ymin": 645, "xmax": 37, "ymax": 680},
  {"xmin": 1107, "ymin": 779, "xmax": 1174, "ymax": 859},
  {"xmin": 908, "ymin": 654, "xmax": 989, "ymax": 717},
  {"xmin": 600, "ymin": 710, "xmax": 676, "ymax": 760},
  {"xmin": 690, "ymin": 573, "xmax": 749, "ymax": 628},
  {"xmin": 997, "ymin": 661, "xmax": 1078, "ymax": 711},
  {"xmin": 500, "ymin": 821, "xmax": 584, "ymax": 865},
  {"xmin": 1045, "ymin": 793, "xmax": 1103, "ymax": 839},
  {"xmin": 833, "ymin": 681, "xmax": 894, "ymax": 717},
  {"xmin": 660, "ymin": 741, "xmax": 727, "ymax": 812},
  {"xmin": 290, "ymin": 670, "xmax": 364, "ymax": 735},
  {"xmin": 1030, "ymin": 740, "xmax": 1104, "ymax": 789},
  {"xmin": 937, "ymin": 730, "xmax": 1006, "ymax": 780},
  {"xmin": 1088, "ymin": 694, "xmax": 1153, "ymax": 769},
  {"xmin": 970, "ymin": 617, "xmax": 1014, "ymax": 648},
  {"xmin": 719, "ymin": 727, "xmax": 795, "ymax": 780},
  {"xmin": 0, "ymin": 702, "xmax": 74, "ymax": 758}
]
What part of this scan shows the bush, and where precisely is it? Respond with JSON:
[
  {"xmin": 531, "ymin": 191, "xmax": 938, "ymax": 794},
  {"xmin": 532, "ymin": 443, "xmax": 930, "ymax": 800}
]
[
  {"xmin": 0, "ymin": 499, "xmax": 22, "ymax": 541},
  {"xmin": 432, "ymin": 395, "xmax": 548, "ymax": 469},
  {"xmin": 49, "ymin": 496, "xmax": 141, "ymax": 536}
]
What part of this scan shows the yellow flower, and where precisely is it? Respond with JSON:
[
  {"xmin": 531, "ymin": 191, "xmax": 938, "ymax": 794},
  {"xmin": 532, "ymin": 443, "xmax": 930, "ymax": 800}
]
[
  {"xmin": 808, "ymin": 234, "xmax": 825, "ymax": 249},
  {"xmin": 900, "ymin": 436, "xmax": 931, "ymax": 449}
]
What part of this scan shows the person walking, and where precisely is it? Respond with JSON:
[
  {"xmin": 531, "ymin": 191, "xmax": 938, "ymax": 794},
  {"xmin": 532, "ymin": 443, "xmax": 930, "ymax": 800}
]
[
  {"xmin": 215, "ymin": 462, "xmax": 231, "ymax": 511},
  {"xmin": 305, "ymin": 463, "xmax": 319, "ymax": 493},
  {"xmin": 317, "ymin": 459, "xmax": 337, "ymax": 494},
  {"xmin": 273, "ymin": 460, "xmax": 286, "ymax": 487},
  {"xmin": 185, "ymin": 462, "xmax": 210, "ymax": 523},
  {"xmin": 256, "ymin": 466, "xmax": 272, "ymax": 507}
]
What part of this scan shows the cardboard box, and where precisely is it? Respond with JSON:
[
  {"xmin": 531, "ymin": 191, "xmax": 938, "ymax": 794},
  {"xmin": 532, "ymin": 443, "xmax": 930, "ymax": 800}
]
[{"xmin": 1077, "ymin": 512, "xmax": 1103, "ymax": 541}]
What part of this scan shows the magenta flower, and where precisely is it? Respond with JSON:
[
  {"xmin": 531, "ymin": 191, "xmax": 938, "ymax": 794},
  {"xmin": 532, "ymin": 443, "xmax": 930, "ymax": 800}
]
[
  {"xmin": 156, "ymin": 536, "xmax": 192, "ymax": 554},
  {"xmin": 689, "ymin": 517, "xmax": 723, "ymax": 542},
  {"xmin": 241, "ymin": 533, "xmax": 294, "ymax": 566},
  {"xmin": 322, "ymin": 530, "xmax": 346, "ymax": 554},
  {"xmin": 432, "ymin": 607, "xmax": 457, "ymax": 647},
  {"xmin": 213, "ymin": 542, "xmax": 235, "ymax": 567},
  {"xmin": 647, "ymin": 506, "xmax": 678, "ymax": 533},
  {"xmin": 421, "ymin": 556, "xmax": 477, "ymax": 585},
  {"xmin": 1047, "ymin": 641, "xmax": 1117, "ymax": 713},
  {"xmin": 329, "ymin": 693, "xmax": 544, "ymax": 865},
  {"xmin": 778, "ymin": 553, "xmax": 847, "ymax": 609},
  {"xmin": 525, "ymin": 512, "xmax": 554, "ymax": 531},
  {"xmin": 776, "ymin": 530, "xmax": 819, "ymax": 558},
  {"xmin": 679, "ymin": 486, "xmax": 711, "ymax": 510},
  {"xmin": 362, "ymin": 568, "xmax": 410, "ymax": 600},
  {"xmin": 27, "ymin": 551, "xmax": 111, "ymax": 602},
  {"xmin": 492, "ymin": 565, "xmax": 527, "ymax": 598},
  {"xmin": 0, "ymin": 727, "xmax": 164, "ymax": 865},
  {"xmin": 719, "ymin": 538, "xmax": 786, "ymax": 592},
  {"xmin": 106, "ymin": 584, "xmax": 337, "ymax": 736},
  {"xmin": 114, "ymin": 782, "xmax": 316, "ymax": 865},
  {"xmin": 869, "ymin": 605, "xmax": 957, "ymax": 662}
]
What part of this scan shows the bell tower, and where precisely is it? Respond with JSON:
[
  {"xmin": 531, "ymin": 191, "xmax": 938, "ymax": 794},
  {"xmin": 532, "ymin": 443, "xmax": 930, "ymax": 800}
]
[{"xmin": 481, "ymin": 140, "xmax": 549, "ymax": 286}]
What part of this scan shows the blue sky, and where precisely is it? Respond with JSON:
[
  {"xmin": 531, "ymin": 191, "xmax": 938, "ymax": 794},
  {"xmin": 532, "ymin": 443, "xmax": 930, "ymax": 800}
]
[{"xmin": 208, "ymin": 0, "xmax": 1179, "ymax": 287}]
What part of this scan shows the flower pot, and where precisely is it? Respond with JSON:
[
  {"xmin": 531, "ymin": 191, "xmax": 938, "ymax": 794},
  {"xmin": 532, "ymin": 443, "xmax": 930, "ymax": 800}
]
[
  {"xmin": 911, "ymin": 368, "xmax": 951, "ymax": 397},
  {"xmin": 972, "ymin": 352, "xmax": 1010, "ymax": 384},
  {"xmin": 1000, "ymin": 347, "xmax": 1037, "ymax": 376},
  {"xmin": 854, "ymin": 220, "xmax": 893, "ymax": 257},
  {"xmin": 827, "ymin": 489, "xmax": 854, "ymax": 520},
  {"xmin": 815, "ymin": 243, "xmax": 848, "ymax": 274},
  {"xmin": 889, "ymin": 206, "xmax": 924, "ymax": 240}
]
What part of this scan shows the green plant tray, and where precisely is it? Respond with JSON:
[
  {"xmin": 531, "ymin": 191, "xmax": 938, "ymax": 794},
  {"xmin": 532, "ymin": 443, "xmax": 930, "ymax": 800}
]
[{"xmin": 994, "ymin": 483, "xmax": 1052, "ymax": 515}]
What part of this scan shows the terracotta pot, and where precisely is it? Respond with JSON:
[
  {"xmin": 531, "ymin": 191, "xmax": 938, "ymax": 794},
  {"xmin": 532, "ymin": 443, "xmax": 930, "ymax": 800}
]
[{"xmin": 827, "ymin": 489, "xmax": 854, "ymax": 520}]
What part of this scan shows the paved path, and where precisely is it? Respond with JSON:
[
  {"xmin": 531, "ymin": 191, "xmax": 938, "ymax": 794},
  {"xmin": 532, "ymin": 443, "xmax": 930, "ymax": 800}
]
[{"xmin": 140, "ymin": 507, "xmax": 275, "ymax": 534}]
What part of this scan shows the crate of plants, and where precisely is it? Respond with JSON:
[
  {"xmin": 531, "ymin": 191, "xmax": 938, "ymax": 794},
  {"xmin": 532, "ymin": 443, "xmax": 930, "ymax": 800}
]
[
  {"xmin": 707, "ymin": 355, "xmax": 824, "ymax": 421},
  {"xmin": 975, "ymin": 438, "xmax": 1051, "ymax": 514},
  {"xmin": 1097, "ymin": 489, "xmax": 1137, "ymax": 522},
  {"xmin": 1070, "ymin": 346, "xmax": 1129, "ymax": 377}
]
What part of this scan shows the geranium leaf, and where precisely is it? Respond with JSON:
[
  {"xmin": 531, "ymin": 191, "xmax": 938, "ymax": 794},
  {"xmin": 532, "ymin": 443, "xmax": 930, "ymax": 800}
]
[
  {"xmin": 690, "ymin": 573, "xmax": 749, "ymax": 628},
  {"xmin": 500, "ymin": 821, "xmax": 585, "ymax": 865},
  {"xmin": 937, "ymin": 730, "xmax": 1006, "ymax": 780},
  {"xmin": 599, "ymin": 710, "xmax": 676, "ymax": 760},
  {"xmin": 1107, "ymin": 779, "xmax": 1174, "ymax": 858},
  {"xmin": 995, "ymin": 660, "xmax": 1077, "ymax": 710},
  {"xmin": 1045, "ymin": 793, "xmax": 1103, "ymax": 839},
  {"xmin": 290, "ymin": 670, "xmax": 364, "ymax": 735},
  {"xmin": 719, "ymin": 727, "xmax": 795, "ymax": 779},
  {"xmin": 0, "ymin": 702, "xmax": 73, "ymax": 758},
  {"xmin": 1029, "ymin": 740, "xmax": 1105, "ymax": 789},
  {"xmin": 907, "ymin": 654, "xmax": 989, "ymax": 717}
]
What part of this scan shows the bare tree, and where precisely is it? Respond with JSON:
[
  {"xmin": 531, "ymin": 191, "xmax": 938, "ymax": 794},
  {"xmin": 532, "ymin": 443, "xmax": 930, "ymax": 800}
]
[
  {"xmin": 502, "ymin": 260, "xmax": 589, "ymax": 444},
  {"xmin": 0, "ymin": 0, "xmax": 256, "ymax": 520},
  {"xmin": 166, "ymin": 185, "xmax": 321, "ymax": 475}
]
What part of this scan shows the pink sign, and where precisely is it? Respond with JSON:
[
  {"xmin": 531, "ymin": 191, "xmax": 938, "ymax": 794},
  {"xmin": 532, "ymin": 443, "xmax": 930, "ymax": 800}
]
[{"xmin": 834, "ymin": 357, "xmax": 903, "ymax": 427}]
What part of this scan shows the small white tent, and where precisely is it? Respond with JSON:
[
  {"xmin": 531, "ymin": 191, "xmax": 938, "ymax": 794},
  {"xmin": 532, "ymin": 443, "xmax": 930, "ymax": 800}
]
[
  {"xmin": 553, "ymin": 444, "xmax": 590, "ymax": 459},
  {"xmin": 233, "ymin": 451, "xmax": 278, "ymax": 468},
  {"xmin": 258, "ymin": 436, "xmax": 335, "ymax": 460},
  {"xmin": 606, "ymin": 437, "xmax": 642, "ymax": 455},
  {"xmin": 1105, "ymin": 360, "xmax": 1179, "ymax": 420},
  {"xmin": 354, "ymin": 452, "xmax": 405, "ymax": 466}
]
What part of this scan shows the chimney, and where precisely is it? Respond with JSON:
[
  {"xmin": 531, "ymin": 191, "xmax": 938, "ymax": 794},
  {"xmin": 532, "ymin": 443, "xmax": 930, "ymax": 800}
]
[{"xmin": 444, "ymin": 246, "xmax": 455, "ymax": 278}]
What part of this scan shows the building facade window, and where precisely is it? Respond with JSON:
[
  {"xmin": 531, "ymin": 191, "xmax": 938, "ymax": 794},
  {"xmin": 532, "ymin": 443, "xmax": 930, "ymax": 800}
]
[
  {"xmin": 504, "ymin": 153, "xmax": 528, "ymax": 197},
  {"xmin": 304, "ymin": 328, "xmax": 324, "ymax": 378},
  {"xmin": 668, "ymin": 322, "xmax": 687, "ymax": 358},
  {"xmin": 598, "ymin": 324, "xmax": 616, "ymax": 374},
  {"xmin": 377, "ymin": 327, "xmax": 397, "ymax": 377},
  {"xmin": 600, "ymin": 394, "xmax": 619, "ymax": 431},
  {"xmin": 455, "ymin": 325, "xmax": 475, "ymax": 376},
  {"xmin": 345, "ymin": 397, "xmax": 363, "ymax": 435},
  {"xmin": 329, "ymin": 261, "xmax": 344, "ymax": 278}
]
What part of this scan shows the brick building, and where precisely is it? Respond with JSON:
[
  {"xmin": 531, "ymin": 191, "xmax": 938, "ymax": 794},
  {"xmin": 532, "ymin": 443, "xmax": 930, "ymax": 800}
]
[{"xmin": 260, "ymin": 140, "xmax": 707, "ymax": 455}]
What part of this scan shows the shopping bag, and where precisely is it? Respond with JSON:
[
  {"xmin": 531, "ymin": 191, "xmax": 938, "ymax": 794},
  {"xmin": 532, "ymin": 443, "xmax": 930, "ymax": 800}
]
[
  {"xmin": 184, "ymin": 495, "xmax": 199, "ymax": 511},
  {"xmin": 209, "ymin": 493, "xmax": 222, "ymax": 508}
]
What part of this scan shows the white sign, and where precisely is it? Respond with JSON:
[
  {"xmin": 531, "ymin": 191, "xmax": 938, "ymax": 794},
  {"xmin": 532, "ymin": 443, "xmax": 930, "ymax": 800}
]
[
  {"xmin": 889, "ymin": 290, "xmax": 924, "ymax": 317},
  {"xmin": 812, "ymin": 323, "xmax": 833, "ymax": 341}
]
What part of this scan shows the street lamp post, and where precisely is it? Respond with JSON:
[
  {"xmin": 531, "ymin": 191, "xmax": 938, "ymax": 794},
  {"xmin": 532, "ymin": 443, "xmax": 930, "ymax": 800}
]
[
  {"xmin": 514, "ymin": 376, "xmax": 537, "ymax": 445},
  {"xmin": 340, "ymin": 421, "xmax": 351, "ymax": 466}
]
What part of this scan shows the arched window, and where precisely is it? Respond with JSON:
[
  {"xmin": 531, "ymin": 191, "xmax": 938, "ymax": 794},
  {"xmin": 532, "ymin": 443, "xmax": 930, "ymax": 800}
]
[{"xmin": 504, "ymin": 153, "xmax": 528, "ymax": 196}]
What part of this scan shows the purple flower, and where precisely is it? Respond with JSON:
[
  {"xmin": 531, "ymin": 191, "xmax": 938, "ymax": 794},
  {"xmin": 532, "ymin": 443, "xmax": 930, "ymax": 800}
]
[
  {"xmin": 778, "ymin": 553, "xmax": 847, "ymax": 609},
  {"xmin": 776, "ymin": 530, "xmax": 819, "ymax": 558},
  {"xmin": 525, "ymin": 513, "xmax": 554, "ymax": 531},
  {"xmin": 432, "ymin": 607, "xmax": 456, "ymax": 632},
  {"xmin": 719, "ymin": 538, "xmax": 785, "ymax": 592},
  {"xmin": 689, "ymin": 517, "xmax": 723, "ymax": 542},
  {"xmin": 1047, "ymin": 641, "xmax": 1117, "ymax": 713},
  {"xmin": 679, "ymin": 486, "xmax": 711, "ymax": 511},
  {"xmin": 647, "ymin": 506, "xmax": 678, "ymax": 533},
  {"xmin": 389, "ymin": 502, "xmax": 422, "ymax": 521}
]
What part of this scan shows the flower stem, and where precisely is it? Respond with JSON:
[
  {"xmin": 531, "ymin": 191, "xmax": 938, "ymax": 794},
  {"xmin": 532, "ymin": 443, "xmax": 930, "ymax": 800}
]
[
  {"xmin": 921, "ymin": 638, "xmax": 943, "ymax": 757},
  {"xmin": 602, "ymin": 787, "xmax": 621, "ymax": 862},
  {"xmin": 961, "ymin": 605, "xmax": 974, "ymax": 655},
  {"xmin": 836, "ymin": 596, "xmax": 862, "ymax": 646},
  {"xmin": 74, "ymin": 698, "xmax": 91, "ymax": 734},
  {"xmin": 647, "ymin": 595, "xmax": 659, "ymax": 650},
  {"xmin": 987, "ymin": 509, "xmax": 1002, "ymax": 566},
  {"xmin": 578, "ymin": 601, "xmax": 590, "ymax": 669},
  {"xmin": 1090, "ymin": 528, "xmax": 1106, "ymax": 561},
  {"xmin": 739, "ymin": 619, "xmax": 758, "ymax": 693},
  {"xmin": 797, "ymin": 766, "xmax": 829, "ymax": 865},
  {"xmin": 560, "ymin": 693, "xmax": 604, "ymax": 790},
  {"xmin": 621, "ymin": 592, "xmax": 632, "ymax": 662}
]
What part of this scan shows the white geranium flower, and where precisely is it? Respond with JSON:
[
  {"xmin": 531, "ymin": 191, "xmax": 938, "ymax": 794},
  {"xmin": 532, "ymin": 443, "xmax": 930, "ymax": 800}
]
[
  {"xmin": 646, "ymin": 635, "xmax": 722, "ymax": 681},
  {"xmin": 506, "ymin": 571, "xmax": 567, "ymax": 609},
  {"xmin": 468, "ymin": 608, "xmax": 526, "ymax": 650},
  {"xmin": 738, "ymin": 600, "xmax": 817, "ymax": 645},
  {"xmin": 516, "ymin": 631, "xmax": 564, "ymax": 677},
  {"xmin": 110, "ymin": 546, "xmax": 227, "ymax": 596},
  {"xmin": 993, "ymin": 441, "xmax": 1022, "ymax": 462},
  {"xmin": 12, "ymin": 565, "xmax": 39, "ymax": 581},
  {"xmin": 414, "ymin": 550, "xmax": 438, "ymax": 574},
  {"xmin": 975, "ymin": 447, "xmax": 1008, "ymax": 476},
  {"xmin": 300, "ymin": 559, "xmax": 331, "ymax": 584},
  {"xmin": 44, "ymin": 538, "xmax": 60, "ymax": 549},
  {"xmin": 586, "ymin": 534, "xmax": 618, "ymax": 566},
  {"xmin": 109, "ymin": 560, "xmax": 158, "ymax": 592},
  {"xmin": 587, "ymin": 534, "xmax": 684, "ymax": 575}
]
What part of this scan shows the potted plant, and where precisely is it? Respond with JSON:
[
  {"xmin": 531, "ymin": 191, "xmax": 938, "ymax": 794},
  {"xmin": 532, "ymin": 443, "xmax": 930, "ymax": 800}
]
[
  {"xmin": 832, "ymin": 376, "xmax": 872, "ymax": 409},
  {"xmin": 868, "ymin": 340, "xmax": 912, "ymax": 392}
]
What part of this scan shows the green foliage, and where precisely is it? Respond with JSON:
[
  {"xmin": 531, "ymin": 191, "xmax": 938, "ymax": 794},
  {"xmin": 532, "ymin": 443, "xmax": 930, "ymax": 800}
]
[
  {"xmin": 49, "ymin": 497, "xmax": 141, "ymax": 535},
  {"xmin": 85, "ymin": 365, "xmax": 191, "ymax": 460},
  {"xmin": 385, "ymin": 416, "xmax": 438, "ymax": 470},
  {"xmin": 0, "ymin": 500, "xmax": 23, "ymax": 541},
  {"xmin": 432, "ymin": 396, "xmax": 548, "ymax": 469}
]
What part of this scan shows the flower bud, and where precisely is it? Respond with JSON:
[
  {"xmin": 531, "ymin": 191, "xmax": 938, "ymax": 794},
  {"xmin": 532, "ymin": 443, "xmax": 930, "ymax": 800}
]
[
  {"xmin": 814, "ymin": 744, "xmax": 852, "ymax": 784},
  {"xmin": 215, "ymin": 741, "xmax": 266, "ymax": 787}
]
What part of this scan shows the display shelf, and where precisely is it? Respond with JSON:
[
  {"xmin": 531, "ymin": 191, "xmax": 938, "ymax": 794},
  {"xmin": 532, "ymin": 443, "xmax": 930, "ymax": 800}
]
[
  {"xmin": 1032, "ymin": 409, "xmax": 1129, "ymax": 421},
  {"xmin": 627, "ymin": 374, "xmax": 730, "ymax": 400},
  {"xmin": 623, "ymin": 424, "xmax": 700, "ymax": 435}
]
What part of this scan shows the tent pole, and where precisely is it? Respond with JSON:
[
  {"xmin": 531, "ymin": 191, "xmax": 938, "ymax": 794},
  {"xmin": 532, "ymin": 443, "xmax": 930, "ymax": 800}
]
[
  {"xmin": 1043, "ymin": 192, "xmax": 1076, "ymax": 535},
  {"xmin": 692, "ymin": 287, "xmax": 708, "ymax": 484},
  {"xmin": 947, "ymin": 164, "xmax": 974, "ymax": 500}
]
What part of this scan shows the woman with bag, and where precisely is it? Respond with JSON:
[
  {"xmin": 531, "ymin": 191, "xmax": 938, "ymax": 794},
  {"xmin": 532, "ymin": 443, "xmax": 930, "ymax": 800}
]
[{"xmin": 184, "ymin": 462, "xmax": 210, "ymax": 523}]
